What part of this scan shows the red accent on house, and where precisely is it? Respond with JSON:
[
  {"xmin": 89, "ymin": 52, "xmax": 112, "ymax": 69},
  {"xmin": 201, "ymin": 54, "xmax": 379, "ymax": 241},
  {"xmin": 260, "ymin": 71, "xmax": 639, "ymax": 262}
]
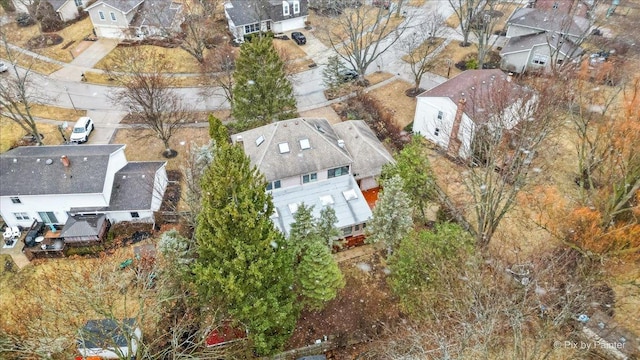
[
  {"xmin": 361, "ymin": 187, "xmax": 380, "ymax": 209},
  {"xmin": 448, "ymin": 97, "xmax": 467, "ymax": 157}
]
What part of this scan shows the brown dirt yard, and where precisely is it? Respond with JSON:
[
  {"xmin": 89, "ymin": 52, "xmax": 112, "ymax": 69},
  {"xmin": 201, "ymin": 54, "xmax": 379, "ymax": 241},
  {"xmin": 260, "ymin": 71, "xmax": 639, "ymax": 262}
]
[{"xmin": 367, "ymin": 79, "xmax": 416, "ymax": 129}]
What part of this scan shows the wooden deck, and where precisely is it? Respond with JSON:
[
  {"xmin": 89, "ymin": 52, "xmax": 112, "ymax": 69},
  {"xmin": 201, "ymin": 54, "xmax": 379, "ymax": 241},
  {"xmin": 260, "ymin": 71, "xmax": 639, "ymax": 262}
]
[{"xmin": 362, "ymin": 187, "xmax": 379, "ymax": 209}]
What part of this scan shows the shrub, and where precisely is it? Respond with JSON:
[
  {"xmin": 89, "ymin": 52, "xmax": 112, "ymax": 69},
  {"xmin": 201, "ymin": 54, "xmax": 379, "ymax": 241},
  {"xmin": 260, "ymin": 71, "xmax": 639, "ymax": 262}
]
[
  {"xmin": 465, "ymin": 58, "xmax": 478, "ymax": 70},
  {"xmin": 16, "ymin": 13, "xmax": 36, "ymax": 27}
]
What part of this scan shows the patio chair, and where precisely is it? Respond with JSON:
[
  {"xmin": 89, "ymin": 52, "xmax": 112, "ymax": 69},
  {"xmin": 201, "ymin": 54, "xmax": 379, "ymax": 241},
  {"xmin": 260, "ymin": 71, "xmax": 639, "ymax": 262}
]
[{"xmin": 11, "ymin": 226, "xmax": 21, "ymax": 239}]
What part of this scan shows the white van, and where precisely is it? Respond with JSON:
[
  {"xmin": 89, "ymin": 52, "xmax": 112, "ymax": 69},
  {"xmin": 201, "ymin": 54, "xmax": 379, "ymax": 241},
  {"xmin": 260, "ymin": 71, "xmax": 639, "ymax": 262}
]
[{"xmin": 70, "ymin": 117, "xmax": 94, "ymax": 143}]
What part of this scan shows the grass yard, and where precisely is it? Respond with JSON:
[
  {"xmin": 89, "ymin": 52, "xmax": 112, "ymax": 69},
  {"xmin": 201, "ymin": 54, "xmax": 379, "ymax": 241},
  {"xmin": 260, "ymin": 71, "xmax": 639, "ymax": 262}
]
[
  {"xmin": 367, "ymin": 79, "xmax": 416, "ymax": 129},
  {"xmin": 0, "ymin": 116, "xmax": 74, "ymax": 153},
  {"xmin": 0, "ymin": 17, "xmax": 94, "ymax": 63},
  {"xmin": 0, "ymin": 48, "xmax": 62, "ymax": 74},
  {"xmin": 95, "ymin": 45, "xmax": 204, "ymax": 74},
  {"xmin": 429, "ymin": 41, "xmax": 478, "ymax": 78},
  {"xmin": 401, "ymin": 37, "xmax": 445, "ymax": 63},
  {"xmin": 110, "ymin": 127, "xmax": 211, "ymax": 172},
  {"xmin": 445, "ymin": 2, "xmax": 521, "ymax": 32}
]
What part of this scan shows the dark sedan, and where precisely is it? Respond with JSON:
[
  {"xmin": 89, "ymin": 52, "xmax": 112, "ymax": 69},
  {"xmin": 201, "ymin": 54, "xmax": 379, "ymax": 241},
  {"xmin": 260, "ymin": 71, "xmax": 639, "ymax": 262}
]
[{"xmin": 291, "ymin": 31, "xmax": 306, "ymax": 45}]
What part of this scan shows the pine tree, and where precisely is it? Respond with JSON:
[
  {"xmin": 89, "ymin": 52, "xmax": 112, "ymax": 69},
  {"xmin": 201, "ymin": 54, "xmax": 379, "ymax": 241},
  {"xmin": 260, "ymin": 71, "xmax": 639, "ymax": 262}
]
[
  {"xmin": 207, "ymin": 114, "xmax": 229, "ymax": 145},
  {"xmin": 288, "ymin": 204, "xmax": 344, "ymax": 310},
  {"xmin": 194, "ymin": 143, "xmax": 298, "ymax": 355},
  {"xmin": 297, "ymin": 239, "xmax": 345, "ymax": 310},
  {"xmin": 322, "ymin": 55, "xmax": 346, "ymax": 93},
  {"xmin": 231, "ymin": 37, "xmax": 297, "ymax": 129},
  {"xmin": 366, "ymin": 175, "xmax": 414, "ymax": 256}
]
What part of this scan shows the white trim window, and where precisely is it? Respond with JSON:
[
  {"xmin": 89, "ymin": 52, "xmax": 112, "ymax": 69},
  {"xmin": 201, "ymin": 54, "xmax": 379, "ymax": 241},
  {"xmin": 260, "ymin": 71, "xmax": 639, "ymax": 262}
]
[
  {"xmin": 283, "ymin": 1, "xmax": 290, "ymax": 16},
  {"xmin": 293, "ymin": 0, "xmax": 300, "ymax": 14},
  {"xmin": 110, "ymin": 12, "xmax": 117, "ymax": 21},
  {"xmin": 74, "ymin": 0, "xmax": 83, "ymax": 6},
  {"xmin": 14, "ymin": 212, "xmax": 29, "ymax": 221},
  {"xmin": 244, "ymin": 23, "xmax": 260, "ymax": 34},
  {"xmin": 532, "ymin": 54, "xmax": 548, "ymax": 66},
  {"xmin": 98, "ymin": 11, "xmax": 105, "ymax": 20},
  {"xmin": 302, "ymin": 172, "xmax": 317, "ymax": 184}
]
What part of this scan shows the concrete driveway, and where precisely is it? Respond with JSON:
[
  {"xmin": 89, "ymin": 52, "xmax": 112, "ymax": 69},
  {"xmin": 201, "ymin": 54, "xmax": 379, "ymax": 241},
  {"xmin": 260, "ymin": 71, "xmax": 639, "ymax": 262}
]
[{"xmin": 49, "ymin": 39, "xmax": 119, "ymax": 81}]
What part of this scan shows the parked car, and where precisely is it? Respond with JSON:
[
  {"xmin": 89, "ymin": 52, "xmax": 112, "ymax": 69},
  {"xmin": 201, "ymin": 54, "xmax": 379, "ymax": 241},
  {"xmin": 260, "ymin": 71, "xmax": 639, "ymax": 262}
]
[
  {"xmin": 338, "ymin": 68, "xmax": 359, "ymax": 82},
  {"xmin": 70, "ymin": 117, "xmax": 94, "ymax": 143},
  {"xmin": 0, "ymin": 62, "xmax": 8, "ymax": 73},
  {"xmin": 291, "ymin": 31, "xmax": 306, "ymax": 45},
  {"xmin": 24, "ymin": 221, "xmax": 45, "ymax": 247}
]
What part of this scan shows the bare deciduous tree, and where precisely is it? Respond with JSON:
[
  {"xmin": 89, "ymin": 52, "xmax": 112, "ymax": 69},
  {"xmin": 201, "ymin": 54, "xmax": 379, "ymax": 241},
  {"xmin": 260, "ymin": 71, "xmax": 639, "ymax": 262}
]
[
  {"xmin": 321, "ymin": 5, "xmax": 410, "ymax": 85},
  {"xmin": 470, "ymin": 2, "xmax": 509, "ymax": 69},
  {"xmin": 0, "ymin": 33, "xmax": 45, "ymax": 145},
  {"xmin": 447, "ymin": 0, "xmax": 484, "ymax": 47},
  {"xmin": 200, "ymin": 45, "xmax": 237, "ymax": 111},
  {"xmin": 399, "ymin": 13, "xmax": 446, "ymax": 95},
  {"xmin": 106, "ymin": 47, "xmax": 190, "ymax": 158}
]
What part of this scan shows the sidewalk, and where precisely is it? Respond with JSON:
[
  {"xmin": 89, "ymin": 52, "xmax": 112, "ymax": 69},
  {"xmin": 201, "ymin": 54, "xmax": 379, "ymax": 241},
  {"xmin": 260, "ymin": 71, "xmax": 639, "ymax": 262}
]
[{"xmin": 49, "ymin": 39, "xmax": 119, "ymax": 81}]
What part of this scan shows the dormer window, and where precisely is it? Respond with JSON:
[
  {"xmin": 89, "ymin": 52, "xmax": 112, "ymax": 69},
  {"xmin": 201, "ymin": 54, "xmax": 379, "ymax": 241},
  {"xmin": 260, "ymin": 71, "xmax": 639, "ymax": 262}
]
[
  {"xmin": 283, "ymin": 1, "xmax": 290, "ymax": 16},
  {"xmin": 293, "ymin": 0, "xmax": 300, "ymax": 14}
]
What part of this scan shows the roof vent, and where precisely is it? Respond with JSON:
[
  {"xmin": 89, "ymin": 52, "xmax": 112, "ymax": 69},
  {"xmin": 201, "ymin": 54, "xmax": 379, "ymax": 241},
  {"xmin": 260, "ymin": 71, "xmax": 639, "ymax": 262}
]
[
  {"xmin": 60, "ymin": 155, "xmax": 70, "ymax": 167},
  {"xmin": 299, "ymin": 138, "xmax": 310, "ymax": 150},
  {"xmin": 320, "ymin": 195, "xmax": 334, "ymax": 206},
  {"xmin": 278, "ymin": 142, "xmax": 290, "ymax": 153},
  {"xmin": 83, "ymin": 157, "xmax": 87, "ymax": 161},
  {"xmin": 12, "ymin": 158, "xmax": 17, "ymax": 163},
  {"xmin": 236, "ymin": 135, "xmax": 243, "ymax": 143},
  {"xmin": 337, "ymin": 139, "xmax": 345, "ymax": 148},
  {"xmin": 141, "ymin": 174, "xmax": 146, "ymax": 178},
  {"xmin": 36, "ymin": 158, "xmax": 41, "ymax": 162},
  {"xmin": 256, "ymin": 135, "xmax": 265, "ymax": 147},
  {"xmin": 315, "ymin": 125, "xmax": 325, "ymax": 133},
  {"xmin": 46, "ymin": 159, "xmax": 53, "ymax": 165}
]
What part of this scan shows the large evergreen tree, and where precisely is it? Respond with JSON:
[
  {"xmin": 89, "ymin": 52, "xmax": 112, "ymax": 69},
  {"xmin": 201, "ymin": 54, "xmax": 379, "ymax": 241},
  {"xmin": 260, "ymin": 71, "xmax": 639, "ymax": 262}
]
[
  {"xmin": 288, "ymin": 204, "xmax": 344, "ymax": 310},
  {"xmin": 366, "ymin": 175, "xmax": 414, "ymax": 256},
  {"xmin": 193, "ymin": 143, "xmax": 298, "ymax": 355},
  {"xmin": 231, "ymin": 37, "xmax": 297, "ymax": 129}
]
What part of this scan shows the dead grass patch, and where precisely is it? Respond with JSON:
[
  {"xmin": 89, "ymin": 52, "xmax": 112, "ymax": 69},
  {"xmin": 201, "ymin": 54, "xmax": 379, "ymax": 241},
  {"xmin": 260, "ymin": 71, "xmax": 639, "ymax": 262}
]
[
  {"xmin": 407, "ymin": 0, "xmax": 426, "ymax": 6},
  {"xmin": 325, "ymin": 72, "xmax": 395, "ymax": 100},
  {"xmin": 367, "ymin": 79, "xmax": 416, "ymax": 129},
  {"xmin": 311, "ymin": 6, "xmax": 399, "ymax": 48},
  {"xmin": 0, "ymin": 117, "xmax": 71, "ymax": 153},
  {"xmin": 111, "ymin": 127, "xmax": 211, "ymax": 171},
  {"xmin": 0, "ymin": 48, "xmax": 62, "ymax": 74},
  {"xmin": 28, "ymin": 105, "xmax": 86, "ymax": 121},
  {"xmin": 273, "ymin": 38, "xmax": 307, "ymax": 59},
  {"xmin": 95, "ymin": 45, "xmax": 205, "ymax": 74},
  {"xmin": 299, "ymin": 106, "xmax": 343, "ymax": 124},
  {"xmin": 429, "ymin": 41, "xmax": 478, "ymax": 78},
  {"xmin": 0, "ymin": 18, "xmax": 94, "ymax": 63}
]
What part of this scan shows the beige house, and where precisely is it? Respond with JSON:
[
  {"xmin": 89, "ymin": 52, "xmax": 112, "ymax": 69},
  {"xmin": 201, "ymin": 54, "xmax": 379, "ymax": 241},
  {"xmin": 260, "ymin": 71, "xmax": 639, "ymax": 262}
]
[
  {"xmin": 85, "ymin": 0, "xmax": 181, "ymax": 39},
  {"xmin": 49, "ymin": 0, "xmax": 83, "ymax": 21}
]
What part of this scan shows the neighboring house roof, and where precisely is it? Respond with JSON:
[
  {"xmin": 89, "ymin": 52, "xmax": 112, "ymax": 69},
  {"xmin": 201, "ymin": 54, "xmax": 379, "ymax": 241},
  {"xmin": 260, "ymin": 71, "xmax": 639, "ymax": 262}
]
[
  {"xmin": 533, "ymin": 0, "xmax": 589, "ymax": 17},
  {"xmin": 78, "ymin": 318, "xmax": 137, "ymax": 350},
  {"xmin": 270, "ymin": 175, "xmax": 372, "ymax": 236},
  {"xmin": 130, "ymin": 0, "xmax": 181, "ymax": 28},
  {"xmin": 332, "ymin": 120, "xmax": 395, "ymax": 180},
  {"xmin": 500, "ymin": 31, "xmax": 583, "ymax": 57},
  {"xmin": 49, "ymin": 0, "xmax": 68, "ymax": 11},
  {"xmin": 85, "ymin": 0, "xmax": 144, "ymax": 14},
  {"xmin": 507, "ymin": 7, "xmax": 590, "ymax": 37},
  {"xmin": 108, "ymin": 162, "xmax": 165, "ymax": 211},
  {"xmin": 225, "ymin": 0, "xmax": 308, "ymax": 27},
  {"xmin": 233, "ymin": 118, "xmax": 353, "ymax": 182},
  {"xmin": 60, "ymin": 214, "xmax": 107, "ymax": 238},
  {"xmin": 0, "ymin": 145, "xmax": 125, "ymax": 197}
]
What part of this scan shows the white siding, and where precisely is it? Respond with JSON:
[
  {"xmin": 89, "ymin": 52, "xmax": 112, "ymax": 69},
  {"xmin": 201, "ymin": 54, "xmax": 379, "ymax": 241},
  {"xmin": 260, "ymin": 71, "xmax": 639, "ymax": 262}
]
[
  {"xmin": 272, "ymin": 16, "xmax": 306, "ymax": 33},
  {"xmin": 88, "ymin": 4, "xmax": 131, "ymax": 39},
  {"xmin": 105, "ymin": 210, "xmax": 155, "ymax": 224},
  {"xmin": 102, "ymin": 148, "xmax": 128, "ymax": 204},
  {"xmin": 57, "ymin": 1, "xmax": 80, "ymax": 21},
  {"xmin": 150, "ymin": 165, "xmax": 168, "ymax": 211},
  {"xmin": 1, "ymin": 193, "xmax": 107, "ymax": 227}
]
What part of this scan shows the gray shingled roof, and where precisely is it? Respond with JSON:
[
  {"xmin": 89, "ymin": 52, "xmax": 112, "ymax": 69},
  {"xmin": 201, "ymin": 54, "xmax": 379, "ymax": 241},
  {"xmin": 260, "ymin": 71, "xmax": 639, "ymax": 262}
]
[
  {"xmin": 60, "ymin": 214, "xmax": 107, "ymax": 238},
  {"xmin": 108, "ymin": 162, "xmax": 165, "ymax": 211},
  {"xmin": 87, "ymin": 0, "xmax": 144, "ymax": 13},
  {"xmin": 501, "ymin": 31, "xmax": 582, "ymax": 57},
  {"xmin": 49, "ymin": 0, "xmax": 67, "ymax": 11},
  {"xmin": 130, "ymin": 0, "xmax": 181, "ymax": 28},
  {"xmin": 332, "ymin": 120, "xmax": 395, "ymax": 180},
  {"xmin": 507, "ymin": 7, "xmax": 590, "ymax": 37},
  {"xmin": 225, "ymin": 0, "xmax": 264, "ymax": 26},
  {"xmin": 233, "ymin": 118, "xmax": 353, "ymax": 182},
  {"xmin": 0, "ymin": 145, "xmax": 125, "ymax": 196},
  {"xmin": 78, "ymin": 318, "xmax": 136, "ymax": 350},
  {"xmin": 270, "ymin": 175, "xmax": 372, "ymax": 236}
]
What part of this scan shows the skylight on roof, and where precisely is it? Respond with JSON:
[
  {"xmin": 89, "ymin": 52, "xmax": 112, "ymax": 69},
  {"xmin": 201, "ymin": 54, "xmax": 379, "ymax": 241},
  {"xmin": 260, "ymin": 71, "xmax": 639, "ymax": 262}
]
[
  {"xmin": 256, "ymin": 135, "xmax": 265, "ymax": 147},
  {"xmin": 342, "ymin": 189, "xmax": 358, "ymax": 201},
  {"xmin": 299, "ymin": 138, "xmax": 310, "ymax": 150},
  {"xmin": 288, "ymin": 202, "xmax": 300, "ymax": 214},
  {"xmin": 278, "ymin": 142, "xmax": 290, "ymax": 154},
  {"xmin": 320, "ymin": 195, "xmax": 334, "ymax": 206}
]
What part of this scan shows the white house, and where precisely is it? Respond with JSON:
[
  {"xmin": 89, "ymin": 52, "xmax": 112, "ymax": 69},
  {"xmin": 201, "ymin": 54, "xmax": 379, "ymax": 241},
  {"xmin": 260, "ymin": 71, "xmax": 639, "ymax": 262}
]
[
  {"xmin": 413, "ymin": 69, "xmax": 532, "ymax": 159},
  {"xmin": 49, "ymin": 0, "xmax": 84, "ymax": 22},
  {"xmin": 0, "ymin": 144, "xmax": 167, "ymax": 229},
  {"xmin": 85, "ymin": 0, "xmax": 182, "ymax": 39},
  {"xmin": 77, "ymin": 318, "xmax": 142, "ymax": 359},
  {"xmin": 500, "ymin": 7, "xmax": 589, "ymax": 73},
  {"xmin": 224, "ymin": 0, "xmax": 308, "ymax": 43},
  {"xmin": 233, "ymin": 118, "xmax": 394, "ymax": 241}
]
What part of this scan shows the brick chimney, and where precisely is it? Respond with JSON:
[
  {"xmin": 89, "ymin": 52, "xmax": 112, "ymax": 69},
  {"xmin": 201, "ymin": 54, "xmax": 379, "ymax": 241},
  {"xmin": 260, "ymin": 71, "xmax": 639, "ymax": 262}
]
[
  {"xmin": 60, "ymin": 155, "xmax": 70, "ymax": 167},
  {"xmin": 448, "ymin": 97, "xmax": 467, "ymax": 157}
]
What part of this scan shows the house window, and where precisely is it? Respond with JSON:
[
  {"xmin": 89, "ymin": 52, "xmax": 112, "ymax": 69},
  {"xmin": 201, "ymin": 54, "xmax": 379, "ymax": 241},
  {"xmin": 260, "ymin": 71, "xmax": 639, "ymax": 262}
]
[
  {"xmin": 266, "ymin": 180, "xmax": 282, "ymax": 190},
  {"xmin": 74, "ymin": 0, "xmax": 82, "ymax": 6},
  {"xmin": 10, "ymin": 197, "xmax": 21, "ymax": 204},
  {"xmin": 437, "ymin": 111, "xmax": 444, "ymax": 120},
  {"xmin": 38, "ymin": 212, "xmax": 58, "ymax": 224},
  {"xmin": 244, "ymin": 23, "xmax": 260, "ymax": 34},
  {"xmin": 302, "ymin": 172, "xmax": 317, "ymax": 184},
  {"xmin": 293, "ymin": 0, "xmax": 300, "ymax": 14},
  {"xmin": 434, "ymin": 128, "xmax": 440, "ymax": 136},
  {"xmin": 532, "ymin": 54, "xmax": 548, "ymax": 65},
  {"xmin": 354, "ymin": 224, "xmax": 360, "ymax": 231},
  {"xmin": 283, "ymin": 1, "xmax": 290, "ymax": 16},
  {"xmin": 110, "ymin": 12, "xmax": 116, "ymax": 21},
  {"xmin": 328, "ymin": 166, "xmax": 349, "ymax": 178},
  {"xmin": 342, "ymin": 226, "xmax": 352, "ymax": 236},
  {"xmin": 99, "ymin": 11, "xmax": 105, "ymax": 20},
  {"xmin": 13, "ymin": 212, "xmax": 29, "ymax": 221},
  {"xmin": 131, "ymin": 212, "xmax": 140, "ymax": 218}
]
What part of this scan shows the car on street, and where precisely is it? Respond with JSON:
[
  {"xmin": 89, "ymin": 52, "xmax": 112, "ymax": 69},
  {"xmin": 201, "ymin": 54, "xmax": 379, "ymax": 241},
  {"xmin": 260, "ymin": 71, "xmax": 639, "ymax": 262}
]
[
  {"xmin": 0, "ymin": 62, "xmax": 8, "ymax": 73},
  {"xmin": 70, "ymin": 116, "xmax": 94, "ymax": 143},
  {"xmin": 338, "ymin": 68, "xmax": 359, "ymax": 82},
  {"xmin": 291, "ymin": 31, "xmax": 306, "ymax": 45}
]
